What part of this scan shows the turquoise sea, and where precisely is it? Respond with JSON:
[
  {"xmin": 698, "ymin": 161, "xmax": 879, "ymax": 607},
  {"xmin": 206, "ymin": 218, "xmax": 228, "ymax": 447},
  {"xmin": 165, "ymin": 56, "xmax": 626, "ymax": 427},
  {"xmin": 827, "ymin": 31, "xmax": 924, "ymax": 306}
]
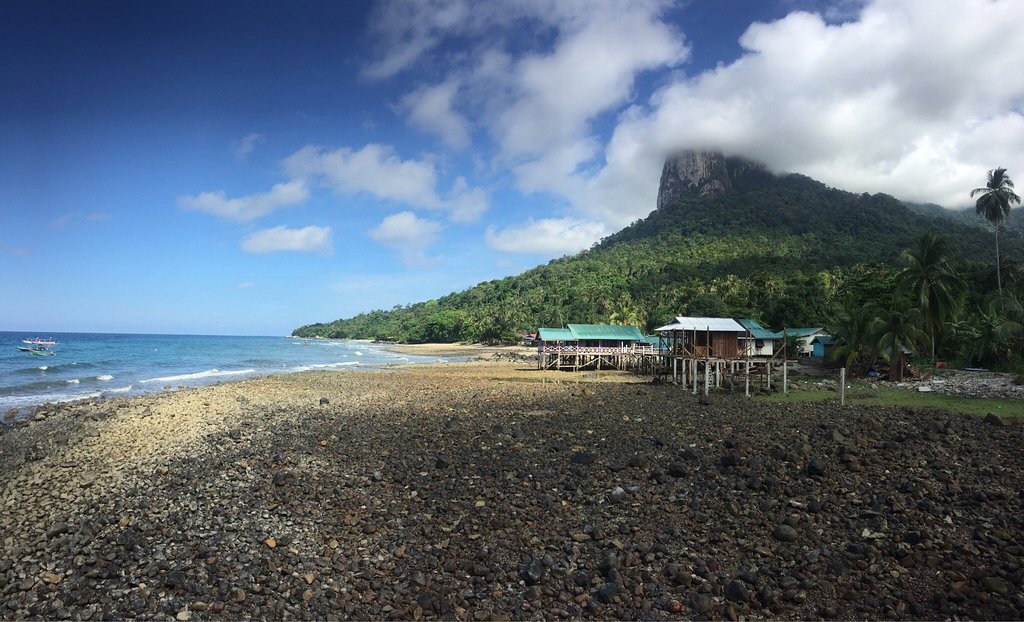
[{"xmin": 0, "ymin": 332, "xmax": 453, "ymax": 415}]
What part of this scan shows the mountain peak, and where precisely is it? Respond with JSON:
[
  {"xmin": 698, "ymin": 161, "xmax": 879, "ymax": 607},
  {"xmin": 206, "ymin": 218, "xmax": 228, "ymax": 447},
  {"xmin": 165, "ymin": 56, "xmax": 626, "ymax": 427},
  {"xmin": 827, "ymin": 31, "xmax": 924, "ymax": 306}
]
[{"xmin": 657, "ymin": 150, "xmax": 768, "ymax": 209}]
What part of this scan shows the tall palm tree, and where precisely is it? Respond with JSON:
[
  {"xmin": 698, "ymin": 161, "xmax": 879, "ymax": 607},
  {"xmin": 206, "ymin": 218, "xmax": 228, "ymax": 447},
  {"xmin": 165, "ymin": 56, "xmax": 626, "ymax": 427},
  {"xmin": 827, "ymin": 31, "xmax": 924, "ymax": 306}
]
[
  {"xmin": 897, "ymin": 232, "xmax": 964, "ymax": 363},
  {"xmin": 874, "ymin": 296, "xmax": 925, "ymax": 381},
  {"xmin": 971, "ymin": 167, "xmax": 1021, "ymax": 293}
]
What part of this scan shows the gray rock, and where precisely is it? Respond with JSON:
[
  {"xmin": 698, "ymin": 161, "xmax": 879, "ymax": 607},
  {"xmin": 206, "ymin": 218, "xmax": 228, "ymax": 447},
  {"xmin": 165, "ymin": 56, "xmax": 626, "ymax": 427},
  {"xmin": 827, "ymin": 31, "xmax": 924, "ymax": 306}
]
[
  {"xmin": 667, "ymin": 461, "xmax": 689, "ymax": 477},
  {"xmin": 726, "ymin": 579, "xmax": 750, "ymax": 603},
  {"xmin": 521, "ymin": 558, "xmax": 544, "ymax": 586},
  {"xmin": 772, "ymin": 524, "xmax": 799, "ymax": 542},
  {"xmin": 983, "ymin": 413, "xmax": 1006, "ymax": 427},
  {"xmin": 596, "ymin": 582, "xmax": 617, "ymax": 604},
  {"xmin": 571, "ymin": 451, "xmax": 597, "ymax": 465},
  {"xmin": 806, "ymin": 456, "xmax": 827, "ymax": 477}
]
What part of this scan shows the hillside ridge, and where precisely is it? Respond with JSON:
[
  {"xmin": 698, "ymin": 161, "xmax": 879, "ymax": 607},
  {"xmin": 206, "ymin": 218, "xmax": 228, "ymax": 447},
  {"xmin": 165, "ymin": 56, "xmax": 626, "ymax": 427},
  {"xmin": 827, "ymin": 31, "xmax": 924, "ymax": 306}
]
[{"xmin": 294, "ymin": 153, "xmax": 1022, "ymax": 343}]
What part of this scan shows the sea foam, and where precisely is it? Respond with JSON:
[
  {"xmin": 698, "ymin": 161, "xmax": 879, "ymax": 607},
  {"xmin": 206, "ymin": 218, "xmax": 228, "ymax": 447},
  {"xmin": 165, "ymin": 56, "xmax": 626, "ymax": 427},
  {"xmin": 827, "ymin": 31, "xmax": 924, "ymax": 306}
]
[
  {"xmin": 139, "ymin": 368, "xmax": 256, "ymax": 384},
  {"xmin": 96, "ymin": 374, "xmax": 114, "ymax": 381}
]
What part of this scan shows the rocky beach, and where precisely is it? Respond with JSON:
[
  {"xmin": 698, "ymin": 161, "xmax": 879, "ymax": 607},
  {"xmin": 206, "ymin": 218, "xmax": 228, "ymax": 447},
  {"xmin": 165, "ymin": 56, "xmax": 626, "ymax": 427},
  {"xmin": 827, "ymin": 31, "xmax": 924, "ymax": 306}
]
[{"xmin": 1, "ymin": 359, "xmax": 1022, "ymax": 620}]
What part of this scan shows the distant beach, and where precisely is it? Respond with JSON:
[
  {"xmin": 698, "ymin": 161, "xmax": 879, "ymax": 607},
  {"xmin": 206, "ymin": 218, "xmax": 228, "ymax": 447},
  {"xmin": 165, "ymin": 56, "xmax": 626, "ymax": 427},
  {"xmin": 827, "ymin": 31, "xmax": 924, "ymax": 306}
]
[
  {"xmin": 0, "ymin": 332, "xmax": 452, "ymax": 417},
  {"xmin": 1, "ymin": 358, "xmax": 1021, "ymax": 620}
]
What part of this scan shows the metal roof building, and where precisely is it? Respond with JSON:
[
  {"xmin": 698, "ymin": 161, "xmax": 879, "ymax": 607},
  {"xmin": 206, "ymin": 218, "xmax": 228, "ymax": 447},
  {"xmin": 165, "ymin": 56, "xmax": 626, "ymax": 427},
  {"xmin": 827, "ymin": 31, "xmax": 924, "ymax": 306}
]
[{"xmin": 655, "ymin": 316, "xmax": 747, "ymax": 333}]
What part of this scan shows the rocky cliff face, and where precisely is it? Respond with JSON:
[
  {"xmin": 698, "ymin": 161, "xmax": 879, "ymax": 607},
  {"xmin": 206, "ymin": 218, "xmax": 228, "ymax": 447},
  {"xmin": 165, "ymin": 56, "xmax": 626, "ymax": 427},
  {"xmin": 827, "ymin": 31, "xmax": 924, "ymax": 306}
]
[{"xmin": 656, "ymin": 150, "xmax": 768, "ymax": 210}]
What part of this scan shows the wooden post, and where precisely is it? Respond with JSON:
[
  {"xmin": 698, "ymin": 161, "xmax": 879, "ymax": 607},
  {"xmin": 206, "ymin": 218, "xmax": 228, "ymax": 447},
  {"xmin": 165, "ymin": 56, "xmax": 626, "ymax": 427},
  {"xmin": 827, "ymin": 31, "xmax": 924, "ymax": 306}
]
[
  {"xmin": 783, "ymin": 358, "xmax": 788, "ymax": 394},
  {"xmin": 745, "ymin": 360, "xmax": 750, "ymax": 397},
  {"xmin": 767, "ymin": 362, "xmax": 772, "ymax": 390},
  {"xmin": 839, "ymin": 367, "xmax": 846, "ymax": 405}
]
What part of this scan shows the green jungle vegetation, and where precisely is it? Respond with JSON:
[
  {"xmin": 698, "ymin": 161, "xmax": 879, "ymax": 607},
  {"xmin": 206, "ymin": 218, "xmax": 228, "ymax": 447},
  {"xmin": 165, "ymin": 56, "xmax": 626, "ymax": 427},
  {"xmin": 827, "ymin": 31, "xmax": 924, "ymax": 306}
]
[{"xmin": 294, "ymin": 166, "xmax": 1024, "ymax": 371}]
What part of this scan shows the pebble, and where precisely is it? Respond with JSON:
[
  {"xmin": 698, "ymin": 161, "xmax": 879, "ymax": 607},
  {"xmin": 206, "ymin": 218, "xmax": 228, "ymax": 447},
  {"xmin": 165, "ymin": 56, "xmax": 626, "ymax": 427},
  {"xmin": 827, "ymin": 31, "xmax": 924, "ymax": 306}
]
[
  {"xmin": 0, "ymin": 362, "xmax": 1021, "ymax": 621},
  {"xmin": 772, "ymin": 524, "xmax": 799, "ymax": 542}
]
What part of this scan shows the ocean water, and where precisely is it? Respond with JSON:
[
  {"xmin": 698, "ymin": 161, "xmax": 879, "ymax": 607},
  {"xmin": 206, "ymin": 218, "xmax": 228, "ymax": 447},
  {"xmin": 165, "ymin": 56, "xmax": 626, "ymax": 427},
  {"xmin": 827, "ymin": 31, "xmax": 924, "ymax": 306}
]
[{"xmin": 0, "ymin": 332, "xmax": 453, "ymax": 415}]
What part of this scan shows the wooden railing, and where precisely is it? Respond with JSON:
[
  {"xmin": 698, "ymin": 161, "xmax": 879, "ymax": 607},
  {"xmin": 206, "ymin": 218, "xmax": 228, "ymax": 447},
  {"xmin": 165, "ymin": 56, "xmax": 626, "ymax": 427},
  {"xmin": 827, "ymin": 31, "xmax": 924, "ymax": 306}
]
[{"xmin": 540, "ymin": 345, "xmax": 656, "ymax": 355}]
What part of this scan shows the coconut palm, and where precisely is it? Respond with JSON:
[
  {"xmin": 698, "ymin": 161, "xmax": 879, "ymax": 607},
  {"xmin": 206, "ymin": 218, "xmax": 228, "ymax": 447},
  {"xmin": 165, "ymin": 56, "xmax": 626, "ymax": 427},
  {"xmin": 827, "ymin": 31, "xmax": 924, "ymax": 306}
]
[
  {"xmin": 830, "ymin": 294, "xmax": 878, "ymax": 375},
  {"xmin": 874, "ymin": 296, "xmax": 925, "ymax": 381},
  {"xmin": 897, "ymin": 232, "xmax": 963, "ymax": 364},
  {"xmin": 608, "ymin": 293, "xmax": 644, "ymax": 330},
  {"xmin": 971, "ymin": 167, "xmax": 1021, "ymax": 293}
]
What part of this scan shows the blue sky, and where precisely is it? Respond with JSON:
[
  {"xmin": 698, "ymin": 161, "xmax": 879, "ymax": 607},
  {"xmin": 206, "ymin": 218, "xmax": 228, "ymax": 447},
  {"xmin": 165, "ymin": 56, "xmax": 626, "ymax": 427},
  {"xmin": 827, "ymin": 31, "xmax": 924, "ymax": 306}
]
[{"xmin": 2, "ymin": 0, "xmax": 1022, "ymax": 335}]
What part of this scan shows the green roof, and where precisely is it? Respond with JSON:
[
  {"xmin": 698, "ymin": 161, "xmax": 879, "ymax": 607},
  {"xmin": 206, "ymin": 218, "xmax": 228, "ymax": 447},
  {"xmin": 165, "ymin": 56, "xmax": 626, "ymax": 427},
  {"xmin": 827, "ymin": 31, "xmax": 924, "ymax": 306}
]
[
  {"xmin": 736, "ymin": 318, "xmax": 778, "ymax": 340},
  {"xmin": 566, "ymin": 324, "xmax": 644, "ymax": 341},
  {"xmin": 778, "ymin": 327, "xmax": 825, "ymax": 338},
  {"xmin": 811, "ymin": 335, "xmax": 836, "ymax": 346},
  {"xmin": 538, "ymin": 327, "xmax": 575, "ymax": 341}
]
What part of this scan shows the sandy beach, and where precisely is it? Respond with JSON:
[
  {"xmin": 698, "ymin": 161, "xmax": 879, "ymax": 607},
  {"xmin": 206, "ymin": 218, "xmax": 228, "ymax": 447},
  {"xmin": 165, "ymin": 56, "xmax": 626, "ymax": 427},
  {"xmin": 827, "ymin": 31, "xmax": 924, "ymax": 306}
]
[{"xmin": 1, "ymin": 358, "xmax": 1022, "ymax": 620}]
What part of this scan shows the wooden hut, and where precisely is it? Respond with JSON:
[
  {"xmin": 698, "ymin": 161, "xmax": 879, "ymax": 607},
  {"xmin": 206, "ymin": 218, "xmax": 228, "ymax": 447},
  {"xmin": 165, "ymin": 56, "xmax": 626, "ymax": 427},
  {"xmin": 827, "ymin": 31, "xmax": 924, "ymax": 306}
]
[{"xmin": 655, "ymin": 316, "xmax": 746, "ymax": 359}]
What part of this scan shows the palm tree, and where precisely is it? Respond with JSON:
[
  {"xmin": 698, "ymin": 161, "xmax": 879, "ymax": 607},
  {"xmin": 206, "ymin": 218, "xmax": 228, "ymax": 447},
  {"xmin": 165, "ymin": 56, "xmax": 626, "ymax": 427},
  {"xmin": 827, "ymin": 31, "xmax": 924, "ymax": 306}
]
[
  {"xmin": 897, "ymin": 232, "xmax": 964, "ymax": 364},
  {"xmin": 830, "ymin": 294, "xmax": 878, "ymax": 375},
  {"xmin": 971, "ymin": 167, "xmax": 1021, "ymax": 293},
  {"xmin": 874, "ymin": 296, "xmax": 925, "ymax": 381},
  {"xmin": 608, "ymin": 293, "xmax": 644, "ymax": 330}
]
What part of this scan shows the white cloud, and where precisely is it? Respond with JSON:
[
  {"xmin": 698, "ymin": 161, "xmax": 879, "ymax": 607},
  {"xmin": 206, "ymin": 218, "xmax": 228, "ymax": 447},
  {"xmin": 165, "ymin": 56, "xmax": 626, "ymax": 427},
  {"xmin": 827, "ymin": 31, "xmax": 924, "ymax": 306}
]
[
  {"xmin": 368, "ymin": 211, "xmax": 443, "ymax": 265},
  {"xmin": 371, "ymin": 0, "xmax": 1024, "ymax": 239},
  {"xmin": 284, "ymin": 143, "xmax": 487, "ymax": 221},
  {"xmin": 235, "ymin": 282, "xmax": 255, "ymax": 289},
  {"xmin": 371, "ymin": 0, "xmax": 686, "ymax": 229},
  {"xmin": 583, "ymin": 0, "xmax": 1024, "ymax": 222},
  {"xmin": 491, "ymin": 2, "xmax": 687, "ymax": 159},
  {"xmin": 179, "ymin": 180, "xmax": 309, "ymax": 222},
  {"xmin": 362, "ymin": 0, "xmax": 485, "ymax": 79},
  {"xmin": 400, "ymin": 79, "xmax": 471, "ymax": 148},
  {"xmin": 241, "ymin": 225, "xmax": 333, "ymax": 254},
  {"xmin": 485, "ymin": 217, "xmax": 608, "ymax": 255},
  {"xmin": 233, "ymin": 132, "xmax": 265, "ymax": 160}
]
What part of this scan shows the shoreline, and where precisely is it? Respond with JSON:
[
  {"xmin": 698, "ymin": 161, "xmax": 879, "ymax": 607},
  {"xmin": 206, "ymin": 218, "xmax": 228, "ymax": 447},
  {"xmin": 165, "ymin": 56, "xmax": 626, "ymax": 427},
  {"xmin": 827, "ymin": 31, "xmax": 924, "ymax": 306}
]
[{"xmin": 2, "ymin": 360, "xmax": 1022, "ymax": 619}]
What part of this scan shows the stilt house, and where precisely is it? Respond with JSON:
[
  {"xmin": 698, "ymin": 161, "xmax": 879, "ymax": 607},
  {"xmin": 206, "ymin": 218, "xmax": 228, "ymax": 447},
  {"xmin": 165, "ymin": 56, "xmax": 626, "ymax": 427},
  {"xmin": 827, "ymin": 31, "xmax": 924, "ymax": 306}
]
[
  {"xmin": 536, "ymin": 324, "xmax": 651, "ymax": 371},
  {"xmin": 655, "ymin": 316, "xmax": 746, "ymax": 359}
]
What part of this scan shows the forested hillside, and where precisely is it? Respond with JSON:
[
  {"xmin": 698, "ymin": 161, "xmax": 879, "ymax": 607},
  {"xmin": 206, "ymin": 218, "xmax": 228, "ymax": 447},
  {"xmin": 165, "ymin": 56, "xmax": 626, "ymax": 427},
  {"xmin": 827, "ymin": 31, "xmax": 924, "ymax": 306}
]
[{"xmin": 293, "ymin": 164, "xmax": 1023, "ymax": 344}]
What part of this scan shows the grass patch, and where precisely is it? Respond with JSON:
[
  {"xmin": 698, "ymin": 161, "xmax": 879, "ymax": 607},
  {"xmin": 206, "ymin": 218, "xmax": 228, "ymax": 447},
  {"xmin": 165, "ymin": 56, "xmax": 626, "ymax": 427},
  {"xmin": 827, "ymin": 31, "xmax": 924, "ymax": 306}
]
[{"xmin": 757, "ymin": 381, "xmax": 1024, "ymax": 419}]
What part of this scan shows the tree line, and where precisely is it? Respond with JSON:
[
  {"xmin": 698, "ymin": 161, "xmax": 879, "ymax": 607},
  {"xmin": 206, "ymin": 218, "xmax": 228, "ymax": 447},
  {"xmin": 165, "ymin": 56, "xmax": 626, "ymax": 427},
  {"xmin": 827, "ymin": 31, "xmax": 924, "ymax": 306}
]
[
  {"xmin": 293, "ymin": 167, "xmax": 1023, "ymax": 372},
  {"xmin": 830, "ymin": 167, "xmax": 1023, "ymax": 377}
]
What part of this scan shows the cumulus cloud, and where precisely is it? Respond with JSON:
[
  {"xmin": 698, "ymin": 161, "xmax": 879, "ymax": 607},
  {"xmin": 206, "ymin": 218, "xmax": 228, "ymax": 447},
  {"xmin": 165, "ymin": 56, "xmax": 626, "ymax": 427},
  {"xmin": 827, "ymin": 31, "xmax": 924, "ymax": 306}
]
[
  {"xmin": 399, "ymin": 79, "xmax": 471, "ymax": 148},
  {"xmin": 368, "ymin": 211, "xmax": 443, "ymax": 265},
  {"xmin": 583, "ymin": 0, "xmax": 1024, "ymax": 223},
  {"xmin": 241, "ymin": 225, "xmax": 333, "ymax": 254},
  {"xmin": 485, "ymin": 217, "xmax": 608, "ymax": 255},
  {"xmin": 284, "ymin": 143, "xmax": 487, "ymax": 222},
  {"xmin": 370, "ymin": 0, "xmax": 1024, "ymax": 250},
  {"xmin": 178, "ymin": 180, "xmax": 309, "ymax": 222},
  {"xmin": 368, "ymin": 0, "xmax": 688, "ymax": 243}
]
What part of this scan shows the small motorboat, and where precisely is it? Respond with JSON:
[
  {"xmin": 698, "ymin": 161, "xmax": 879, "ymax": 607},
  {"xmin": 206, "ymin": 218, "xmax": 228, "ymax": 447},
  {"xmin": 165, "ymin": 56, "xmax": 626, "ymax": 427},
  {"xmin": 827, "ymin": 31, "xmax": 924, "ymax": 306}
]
[
  {"xmin": 22, "ymin": 338, "xmax": 57, "ymax": 346},
  {"xmin": 18, "ymin": 346, "xmax": 55, "ymax": 356}
]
